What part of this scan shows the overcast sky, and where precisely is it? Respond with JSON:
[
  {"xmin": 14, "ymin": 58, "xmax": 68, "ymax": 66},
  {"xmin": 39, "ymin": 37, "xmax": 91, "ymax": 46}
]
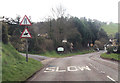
[{"xmin": 0, "ymin": 0, "xmax": 119, "ymax": 23}]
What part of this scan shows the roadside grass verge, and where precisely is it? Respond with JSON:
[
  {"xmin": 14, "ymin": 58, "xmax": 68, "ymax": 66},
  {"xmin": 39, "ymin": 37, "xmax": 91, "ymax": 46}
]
[
  {"xmin": 2, "ymin": 43, "xmax": 43, "ymax": 81},
  {"xmin": 40, "ymin": 49, "xmax": 95, "ymax": 58},
  {"xmin": 100, "ymin": 53, "xmax": 120, "ymax": 61}
]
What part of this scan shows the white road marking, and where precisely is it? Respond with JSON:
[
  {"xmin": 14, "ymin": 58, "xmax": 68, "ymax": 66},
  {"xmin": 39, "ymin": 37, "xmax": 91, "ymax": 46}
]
[
  {"xmin": 44, "ymin": 66, "xmax": 91, "ymax": 72},
  {"xmin": 78, "ymin": 66, "xmax": 84, "ymax": 71},
  {"xmin": 107, "ymin": 76, "xmax": 116, "ymax": 82},
  {"xmin": 78, "ymin": 66, "xmax": 91, "ymax": 71},
  {"xmin": 56, "ymin": 67, "xmax": 66, "ymax": 72},
  {"xmin": 85, "ymin": 66, "xmax": 91, "ymax": 71},
  {"xmin": 67, "ymin": 66, "xmax": 78, "ymax": 71},
  {"xmin": 44, "ymin": 67, "xmax": 56, "ymax": 72}
]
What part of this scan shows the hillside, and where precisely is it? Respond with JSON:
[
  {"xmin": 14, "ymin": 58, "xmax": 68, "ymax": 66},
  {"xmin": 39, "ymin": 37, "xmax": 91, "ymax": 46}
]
[
  {"xmin": 101, "ymin": 23, "xmax": 118, "ymax": 36},
  {"xmin": 2, "ymin": 43, "xmax": 43, "ymax": 81}
]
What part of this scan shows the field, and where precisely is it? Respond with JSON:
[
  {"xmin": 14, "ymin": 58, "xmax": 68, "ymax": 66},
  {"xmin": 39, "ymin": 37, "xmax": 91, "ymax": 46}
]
[{"xmin": 101, "ymin": 23, "xmax": 118, "ymax": 36}]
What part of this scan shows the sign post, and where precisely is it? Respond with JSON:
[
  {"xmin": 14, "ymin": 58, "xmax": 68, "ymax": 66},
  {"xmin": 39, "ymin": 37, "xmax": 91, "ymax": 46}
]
[
  {"xmin": 26, "ymin": 38, "xmax": 28, "ymax": 62},
  {"xmin": 20, "ymin": 15, "xmax": 32, "ymax": 62}
]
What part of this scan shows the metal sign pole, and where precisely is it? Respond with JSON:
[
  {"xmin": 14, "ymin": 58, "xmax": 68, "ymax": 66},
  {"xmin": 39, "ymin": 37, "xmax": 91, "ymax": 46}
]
[
  {"xmin": 26, "ymin": 26, "xmax": 29, "ymax": 62},
  {"xmin": 26, "ymin": 38, "xmax": 28, "ymax": 62}
]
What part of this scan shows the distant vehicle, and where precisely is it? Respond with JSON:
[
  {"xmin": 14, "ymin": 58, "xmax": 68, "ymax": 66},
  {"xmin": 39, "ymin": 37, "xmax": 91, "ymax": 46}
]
[
  {"xmin": 96, "ymin": 48, "xmax": 99, "ymax": 52},
  {"xmin": 113, "ymin": 46, "xmax": 118, "ymax": 52}
]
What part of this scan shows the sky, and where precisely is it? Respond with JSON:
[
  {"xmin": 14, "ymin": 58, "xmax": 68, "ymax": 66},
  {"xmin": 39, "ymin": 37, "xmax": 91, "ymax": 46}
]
[{"xmin": 0, "ymin": 0, "xmax": 119, "ymax": 23}]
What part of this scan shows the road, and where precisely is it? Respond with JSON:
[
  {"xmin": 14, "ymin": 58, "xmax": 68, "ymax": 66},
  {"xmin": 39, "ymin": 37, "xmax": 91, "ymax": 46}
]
[
  {"xmin": 20, "ymin": 53, "xmax": 55, "ymax": 65},
  {"xmin": 23, "ymin": 51, "xmax": 118, "ymax": 82}
]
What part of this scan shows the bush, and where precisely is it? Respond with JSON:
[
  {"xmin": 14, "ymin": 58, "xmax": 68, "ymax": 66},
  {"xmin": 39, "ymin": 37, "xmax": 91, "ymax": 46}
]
[
  {"xmin": 107, "ymin": 46, "xmax": 114, "ymax": 53},
  {"xmin": 44, "ymin": 39, "xmax": 54, "ymax": 51},
  {"xmin": 62, "ymin": 42, "xmax": 71, "ymax": 53},
  {"xmin": 2, "ymin": 23, "xmax": 8, "ymax": 44},
  {"xmin": 95, "ymin": 40, "xmax": 104, "ymax": 50}
]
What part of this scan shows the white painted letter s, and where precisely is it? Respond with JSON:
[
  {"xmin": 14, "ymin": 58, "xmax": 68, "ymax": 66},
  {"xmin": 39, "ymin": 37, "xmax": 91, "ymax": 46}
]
[{"xmin": 44, "ymin": 67, "xmax": 56, "ymax": 72}]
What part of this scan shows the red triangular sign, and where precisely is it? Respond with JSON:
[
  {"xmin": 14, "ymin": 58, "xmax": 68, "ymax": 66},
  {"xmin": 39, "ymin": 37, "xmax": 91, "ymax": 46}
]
[
  {"xmin": 20, "ymin": 28, "xmax": 32, "ymax": 38},
  {"xmin": 20, "ymin": 15, "xmax": 32, "ymax": 26}
]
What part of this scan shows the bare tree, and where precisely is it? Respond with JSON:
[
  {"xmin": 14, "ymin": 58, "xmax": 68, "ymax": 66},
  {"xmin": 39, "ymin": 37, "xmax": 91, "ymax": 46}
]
[{"xmin": 51, "ymin": 4, "xmax": 67, "ymax": 19}]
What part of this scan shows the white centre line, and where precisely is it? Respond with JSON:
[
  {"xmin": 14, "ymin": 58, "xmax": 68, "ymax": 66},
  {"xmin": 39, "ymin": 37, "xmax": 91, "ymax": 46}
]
[{"xmin": 107, "ymin": 76, "xmax": 116, "ymax": 82}]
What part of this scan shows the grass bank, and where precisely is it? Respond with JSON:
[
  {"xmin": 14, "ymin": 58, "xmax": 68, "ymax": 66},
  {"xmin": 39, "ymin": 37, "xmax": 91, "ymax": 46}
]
[
  {"xmin": 2, "ymin": 43, "xmax": 43, "ymax": 81},
  {"xmin": 100, "ymin": 53, "xmax": 120, "ymax": 61},
  {"xmin": 40, "ymin": 49, "xmax": 95, "ymax": 58}
]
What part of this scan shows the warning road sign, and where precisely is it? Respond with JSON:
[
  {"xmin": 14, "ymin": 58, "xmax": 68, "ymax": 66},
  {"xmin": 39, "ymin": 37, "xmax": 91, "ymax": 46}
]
[
  {"xmin": 20, "ymin": 15, "xmax": 32, "ymax": 26},
  {"xmin": 20, "ymin": 28, "xmax": 32, "ymax": 38}
]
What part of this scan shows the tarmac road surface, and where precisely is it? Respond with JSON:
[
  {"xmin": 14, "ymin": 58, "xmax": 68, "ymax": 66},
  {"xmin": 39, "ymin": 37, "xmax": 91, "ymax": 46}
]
[{"xmin": 22, "ymin": 51, "xmax": 118, "ymax": 82}]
